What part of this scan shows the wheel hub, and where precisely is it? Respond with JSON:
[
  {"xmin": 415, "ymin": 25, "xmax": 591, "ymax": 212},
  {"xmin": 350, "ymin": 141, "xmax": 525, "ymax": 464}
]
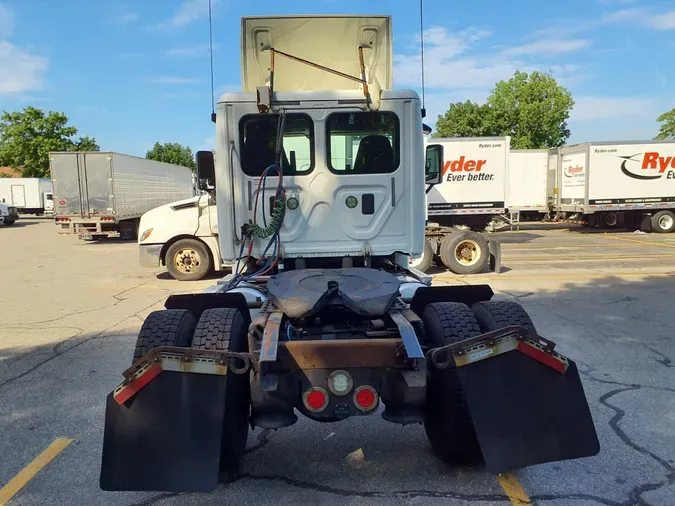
[
  {"xmin": 175, "ymin": 249, "xmax": 200, "ymax": 274},
  {"xmin": 658, "ymin": 215, "xmax": 673, "ymax": 230},
  {"xmin": 455, "ymin": 240, "xmax": 481, "ymax": 266}
]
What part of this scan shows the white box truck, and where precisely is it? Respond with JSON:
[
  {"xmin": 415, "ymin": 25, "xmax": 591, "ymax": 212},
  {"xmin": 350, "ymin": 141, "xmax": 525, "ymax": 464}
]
[
  {"xmin": 0, "ymin": 177, "xmax": 53, "ymax": 215},
  {"xmin": 551, "ymin": 140, "xmax": 675, "ymax": 232},
  {"xmin": 50, "ymin": 152, "xmax": 195, "ymax": 240},
  {"xmin": 426, "ymin": 137, "xmax": 509, "ymax": 226},
  {"xmin": 506, "ymin": 149, "xmax": 549, "ymax": 222}
]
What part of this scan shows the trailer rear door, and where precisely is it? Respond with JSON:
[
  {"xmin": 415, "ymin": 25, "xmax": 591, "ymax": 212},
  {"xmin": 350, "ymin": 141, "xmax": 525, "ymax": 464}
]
[
  {"xmin": 11, "ymin": 185, "xmax": 26, "ymax": 207},
  {"xmin": 82, "ymin": 153, "xmax": 113, "ymax": 217}
]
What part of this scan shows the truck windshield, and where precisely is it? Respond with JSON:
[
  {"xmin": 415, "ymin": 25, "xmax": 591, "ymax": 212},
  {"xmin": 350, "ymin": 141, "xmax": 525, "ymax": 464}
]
[
  {"xmin": 239, "ymin": 114, "xmax": 314, "ymax": 176},
  {"xmin": 326, "ymin": 112, "xmax": 399, "ymax": 174}
]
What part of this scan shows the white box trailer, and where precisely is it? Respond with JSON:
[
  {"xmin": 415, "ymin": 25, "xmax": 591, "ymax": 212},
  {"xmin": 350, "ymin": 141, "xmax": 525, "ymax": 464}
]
[
  {"xmin": 50, "ymin": 152, "xmax": 195, "ymax": 240},
  {"xmin": 552, "ymin": 140, "xmax": 675, "ymax": 232},
  {"xmin": 0, "ymin": 178, "xmax": 53, "ymax": 215},
  {"xmin": 506, "ymin": 150, "xmax": 549, "ymax": 217},
  {"xmin": 426, "ymin": 137, "xmax": 509, "ymax": 228}
]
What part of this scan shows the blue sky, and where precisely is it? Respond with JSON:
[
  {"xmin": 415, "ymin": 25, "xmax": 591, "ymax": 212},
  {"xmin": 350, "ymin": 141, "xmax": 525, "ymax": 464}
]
[{"xmin": 1, "ymin": 0, "xmax": 674, "ymax": 157}]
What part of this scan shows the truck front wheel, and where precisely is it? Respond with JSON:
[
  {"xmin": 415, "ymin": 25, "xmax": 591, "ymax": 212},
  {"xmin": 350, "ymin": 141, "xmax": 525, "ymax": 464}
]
[
  {"xmin": 166, "ymin": 239, "xmax": 212, "ymax": 281},
  {"xmin": 439, "ymin": 231, "xmax": 489, "ymax": 275},
  {"xmin": 409, "ymin": 238, "xmax": 434, "ymax": 272}
]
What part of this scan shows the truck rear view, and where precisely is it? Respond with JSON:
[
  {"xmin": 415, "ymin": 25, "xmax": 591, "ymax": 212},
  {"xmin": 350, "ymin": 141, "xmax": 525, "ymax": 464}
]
[{"xmin": 51, "ymin": 152, "xmax": 194, "ymax": 240}]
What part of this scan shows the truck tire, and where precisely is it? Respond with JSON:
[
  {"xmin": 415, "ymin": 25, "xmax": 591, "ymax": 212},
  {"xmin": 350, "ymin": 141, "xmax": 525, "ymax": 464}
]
[
  {"xmin": 472, "ymin": 300, "xmax": 537, "ymax": 335},
  {"xmin": 3, "ymin": 219, "xmax": 15, "ymax": 226},
  {"xmin": 651, "ymin": 210, "xmax": 675, "ymax": 234},
  {"xmin": 166, "ymin": 239, "xmax": 212, "ymax": 281},
  {"xmin": 191, "ymin": 308, "xmax": 250, "ymax": 474},
  {"xmin": 409, "ymin": 238, "xmax": 434, "ymax": 272},
  {"xmin": 600, "ymin": 212, "xmax": 618, "ymax": 229},
  {"xmin": 439, "ymin": 231, "xmax": 489, "ymax": 275},
  {"xmin": 132, "ymin": 309, "xmax": 197, "ymax": 363},
  {"xmin": 421, "ymin": 302, "xmax": 484, "ymax": 466}
]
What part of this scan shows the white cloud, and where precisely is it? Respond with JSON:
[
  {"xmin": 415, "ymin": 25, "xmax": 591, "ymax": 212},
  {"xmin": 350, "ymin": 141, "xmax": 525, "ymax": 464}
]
[
  {"xmin": 500, "ymin": 39, "xmax": 590, "ymax": 56},
  {"xmin": 147, "ymin": 76, "xmax": 199, "ymax": 84},
  {"xmin": 0, "ymin": 6, "xmax": 48, "ymax": 95},
  {"xmin": 166, "ymin": 44, "xmax": 211, "ymax": 57},
  {"xmin": 157, "ymin": 0, "xmax": 217, "ymax": 30},
  {"xmin": 601, "ymin": 8, "xmax": 645, "ymax": 23},
  {"xmin": 647, "ymin": 11, "xmax": 675, "ymax": 30},
  {"xmin": 114, "ymin": 12, "xmax": 138, "ymax": 24},
  {"xmin": 0, "ymin": 3, "xmax": 12, "ymax": 37}
]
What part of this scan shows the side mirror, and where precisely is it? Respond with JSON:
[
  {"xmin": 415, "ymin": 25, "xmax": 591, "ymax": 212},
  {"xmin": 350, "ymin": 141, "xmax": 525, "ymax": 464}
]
[
  {"xmin": 425, "ymin": 144, "xmax": 443, "ymax": 185},
  {"xmin": 196, "ymin": 150, "xmax": 215, "ymax": 191}
]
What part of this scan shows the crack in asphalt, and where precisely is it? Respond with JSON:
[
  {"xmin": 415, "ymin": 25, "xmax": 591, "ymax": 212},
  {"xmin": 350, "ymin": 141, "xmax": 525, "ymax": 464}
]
[
  {"xmin": 578, "ymin": 365, "xmax": 675, "ymax": 394},
  {"xmin": 599, "ymin": 387, "xmax": 674, "ymax": 506},
  {"xmin": 644, "ymin": 346, "xmax": 673, "ymax": 369},
  {"xmin": 124, "ymin": 492, "xmax": 181, "ymax": 506},
  {"xmin": 229, "ymin": 473, "xmax": 512, "ymax": 501},
  {"xmin": 0, "ymin": 295, "xmax": 169, "ymax": 391},
  {"xmin": 244, "ymin": 428, "xmax": 272, "ymax": 455}
]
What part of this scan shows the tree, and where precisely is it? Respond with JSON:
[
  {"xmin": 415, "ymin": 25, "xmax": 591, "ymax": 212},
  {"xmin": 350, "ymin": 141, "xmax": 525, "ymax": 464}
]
[
  {"xmin": 434, "ymin": 101, "xmax": 492, "ymax": 138},
  {"xmin": 0, "ymin": 106, "xmax": 99, "ymax": 178},
  {"xmin": 145, "ymin": 142, "xmax": 196, "ymax": 170},
  {"xmin": 654, "ymin": 108, "xmax": 675, "ymax": 140},
  {"xmin": 434, "ymin": 71, "xmax": 574, "ymax": 149},
  {"xmin": 487, "ymin": 71, "xmax": 573, "ymax": 149}
]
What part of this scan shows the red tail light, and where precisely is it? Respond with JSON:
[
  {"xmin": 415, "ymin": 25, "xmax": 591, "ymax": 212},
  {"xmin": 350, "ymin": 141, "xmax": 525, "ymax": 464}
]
[
  {"xmin": 354, "ymin": 385, "xmax": 378, "ymax": 411},
  {"xmin": 303, "ymin": 387, "xmax": 329, "ymax": 412}
]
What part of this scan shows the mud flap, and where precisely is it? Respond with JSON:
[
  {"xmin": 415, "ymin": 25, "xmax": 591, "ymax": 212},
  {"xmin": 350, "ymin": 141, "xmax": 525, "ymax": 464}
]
[
  {"xmin": 456, "ymin": 350, "xmax": 600, "ymax": 473},
  {"xmin": 100, "ymin": 370, "xmax": 228, "ymax": 492}
]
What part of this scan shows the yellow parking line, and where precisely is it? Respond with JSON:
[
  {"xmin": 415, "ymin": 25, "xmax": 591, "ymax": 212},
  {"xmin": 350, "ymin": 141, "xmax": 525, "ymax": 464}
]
[
  {"xmin": 601, "ymin": 234, "xmax": 675, "ymax": 249},
  {"xmin": 497, "ymin": 473, "xmax": 532, "ymax": 505},
  {"xmin": 0, "ymin": 438, "xmax": 73, "ymax": 506},
  {"xmin": 503, "ymin": 253, "xmax": 675, "ymax": 262},
  {"xmin": 434, "ymin": 271, "xmax": 675, "ymax": 282}
]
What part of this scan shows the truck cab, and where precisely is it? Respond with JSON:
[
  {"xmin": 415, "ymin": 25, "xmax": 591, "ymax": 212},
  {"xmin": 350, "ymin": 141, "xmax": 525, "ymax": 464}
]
[{"xmin": 138, "ymin": 192, "xmax": 224, "ymax": 281}]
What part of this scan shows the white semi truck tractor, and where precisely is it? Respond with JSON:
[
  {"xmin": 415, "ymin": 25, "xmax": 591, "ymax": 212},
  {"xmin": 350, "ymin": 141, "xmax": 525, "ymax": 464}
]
[{"xmin": 99, "ymin": 14, "xmax": 598, "ymax": 493}]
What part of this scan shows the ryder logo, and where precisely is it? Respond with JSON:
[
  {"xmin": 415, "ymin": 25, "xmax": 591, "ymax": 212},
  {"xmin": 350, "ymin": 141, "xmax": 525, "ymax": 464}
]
[
  {"xmin": 564, "ymin": 165, "xmax": 584, "ymax": 178},
  {"xmin": 442, "ymin": 157, "xmax": 494, "ymax": 182},
  {"xmin": 620, "ymin": 152, "xmax": 675, "ymax": 180}
]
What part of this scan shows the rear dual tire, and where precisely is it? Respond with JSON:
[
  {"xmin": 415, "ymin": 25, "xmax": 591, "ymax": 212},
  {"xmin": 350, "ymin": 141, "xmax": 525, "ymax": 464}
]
[
  {"xmin": 421, "ymin": 300, "xmax": 536, "ymax": 467},
  {"xmin": 132, "ymin": 307, "xmax": 250, "ymax": 475}
]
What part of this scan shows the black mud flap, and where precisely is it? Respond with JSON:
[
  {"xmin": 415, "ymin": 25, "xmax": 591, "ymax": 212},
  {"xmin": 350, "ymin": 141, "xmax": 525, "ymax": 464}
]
[
  {"xmin": 457, "ymin": 351, "xmax": 600, "ymax": 473},
  {"xmin": 100, "ymin": 371, "xmax": 227, "ymax": 492}
]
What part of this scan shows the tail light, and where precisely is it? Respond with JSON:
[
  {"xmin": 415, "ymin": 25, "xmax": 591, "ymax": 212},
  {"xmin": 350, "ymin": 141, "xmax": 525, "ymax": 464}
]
[
  {"xmin": 101, "ymin": 216, "xmax": 115, "ymax": 222},
  {"xmin": 353, "ymin": 385, "xmax": 378, "ymax": 412},
  {"xmin": 303, "ymin": 387, "xmax": 329, "ymax": 413}
]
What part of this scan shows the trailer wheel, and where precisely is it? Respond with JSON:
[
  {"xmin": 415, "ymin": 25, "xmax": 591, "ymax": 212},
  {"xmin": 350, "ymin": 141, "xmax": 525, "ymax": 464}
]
[
  {"xmin": 3, "ymin": 218, "xmax": 15, "ymax": 226},
  {"xmin": 421, "ymin": 302, "xmax": 484, "ymax": 466},
  {"xmin": 192, "ymin": 308, "xmax": 250, "ymax": 474},
  {"xmin": 651, "ymin": 210, "xmax": 675, "ymax": 234},
  {"xmin": 472, "ymin": 301, "xmax": 537, "ymax": 335},
  {"xmin": 132, "ymin": 309, "xmax": 197, "ymax": 363},
  {"xmin": 166, "ymin": 239, "xmax": 212, "ymax": 281},
  {"xmin": 439, "ymin": 231, "xmax": 489, "ymax": 275},
  {"xmin": 601, "ymin": 212, "xmax": 618, "ymax": 228},
  {"xmin": 409, "ymin": 238, "xmax": 434, "ymax": 272}
]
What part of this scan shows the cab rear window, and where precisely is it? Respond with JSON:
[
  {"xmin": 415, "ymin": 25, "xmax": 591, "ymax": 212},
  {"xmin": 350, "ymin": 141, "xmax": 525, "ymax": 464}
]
[
  {"xmin": 326, "ymin": 112, "xmax": 400, "ymax": 174},
  {"xmin": 239, "ymin": 114, "xmax": 314, "ymax": 176}
]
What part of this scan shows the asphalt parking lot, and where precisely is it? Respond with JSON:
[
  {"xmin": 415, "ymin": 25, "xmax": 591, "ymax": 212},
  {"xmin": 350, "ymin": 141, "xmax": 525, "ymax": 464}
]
[{"xmin": 1, "ymin": 218, "xmax": 674, "ymax": 506}]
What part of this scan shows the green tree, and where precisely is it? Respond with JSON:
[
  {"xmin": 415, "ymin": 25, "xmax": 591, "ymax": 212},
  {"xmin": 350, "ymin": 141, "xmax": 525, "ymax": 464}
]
[
  {"xmin": 487, "ymin": 71, "xmax": 573, "ymax": 149},
  {"xmin": 145, "ymin": 142, "xmax": 196, "ymax": 170},
  {"xmin": 434, "ymin": 100, "xmax": 492, "ymax": 138},
  {"xmin": 433, "ymin": 71, "xmax": 574, "ymax": 149},
  {"xmin": 0, "ymin": 106, "xmax": 100, "ymax": 178},
  {"xmin": 654, "ymin": 108, "xmax": 675, "ymax": 140}
]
